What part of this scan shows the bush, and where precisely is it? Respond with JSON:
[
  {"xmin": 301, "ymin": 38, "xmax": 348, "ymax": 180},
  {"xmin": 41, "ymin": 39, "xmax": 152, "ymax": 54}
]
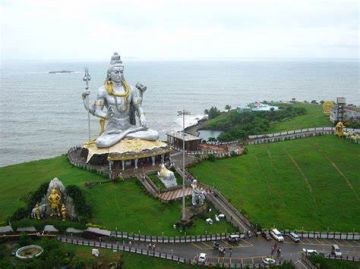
[
  {"xmin": 207, "ymin": 154, "xmax": 216, "ymax": 162},
  {"xmin": 10, "ymin": 207, "xmax": 29, "ymax": 221},
  {"xmin": 65, "ymin": 185, "xmax": 92, "ymax": 220}
]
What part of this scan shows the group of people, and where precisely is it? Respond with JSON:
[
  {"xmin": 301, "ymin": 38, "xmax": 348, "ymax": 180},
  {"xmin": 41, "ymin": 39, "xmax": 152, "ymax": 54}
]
[{"xmin": 271, "ymin": 242, "xmax": 282, "ymax": 257}]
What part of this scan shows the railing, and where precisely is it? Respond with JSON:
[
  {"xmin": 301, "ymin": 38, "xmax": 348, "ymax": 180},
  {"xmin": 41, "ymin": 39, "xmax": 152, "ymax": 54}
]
[
  {"xmin": 280, "ymin": 230, "xmax": 360, "ymax": 240},
  {"xmin": 110, "ymin": 231, "xmax": 242, "ymax": 243},
  {"xmin": 58, "ymin": 236, "xmax": 186, "ymax": 263},
  {"xmin": 301, "ymin": 253, "xmax": 318, "ymax": 269},
  {"xmin": 248, "ymin": 127, "xmax": 360, "ymax": 145},
  {"xmin": 67, "ymin": 146, "xmax": 109, "ymax": 177}
]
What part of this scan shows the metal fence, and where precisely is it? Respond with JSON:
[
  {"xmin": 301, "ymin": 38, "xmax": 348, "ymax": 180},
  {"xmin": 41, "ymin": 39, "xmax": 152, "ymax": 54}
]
[
  {"xmin": 248, "ymin": 127, "xmax": 360, "ymax": 145},
  {"xmin": 58, "ymin": 236, "xmax": 186, "ymax": 263},
  {"xmin": 281, "ymin": 230, "xmax": 360, "ymax": 240},
  {"xmin": 110, "ymin": 231, "xmax": 242, "ymax": 243}
]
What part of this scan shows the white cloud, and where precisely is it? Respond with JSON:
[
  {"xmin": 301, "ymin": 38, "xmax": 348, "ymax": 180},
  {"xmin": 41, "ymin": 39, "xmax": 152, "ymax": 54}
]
[{"xmin": 1, "ymin": 0, "xmax": 359, "ymax": 61}]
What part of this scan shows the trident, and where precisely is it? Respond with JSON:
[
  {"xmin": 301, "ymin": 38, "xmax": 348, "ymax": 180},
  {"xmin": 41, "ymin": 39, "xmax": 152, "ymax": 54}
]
[{"xmin": 83, "ymin": 67, "xmax": 91, "ymax": 142}]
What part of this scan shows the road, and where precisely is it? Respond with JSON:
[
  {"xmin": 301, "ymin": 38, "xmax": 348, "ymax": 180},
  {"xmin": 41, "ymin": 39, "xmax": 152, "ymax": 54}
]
[{"xmin": 121, "ymin": 236, "xmax": 360, "ymax": 265}]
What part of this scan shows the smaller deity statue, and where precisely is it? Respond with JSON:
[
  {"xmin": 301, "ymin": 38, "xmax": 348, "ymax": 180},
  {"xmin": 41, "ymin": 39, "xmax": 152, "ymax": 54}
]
[
  {"xmin": 61, "ymin": 204, "xmax": 67, "ymax": 221},
  {"xmin": 335, "ymin": 121, "xmax": 344, "ymax": 137},
  {"xmin": 34, "ymin": 203, "xmax": 41, "ymax": 220},
  {"xmin": 48, "ymin": 188, "xmax": 61, "ymax": 217},
  {"xmin": 191, "ymin": 180, "xmax": 205, "ymax": 206}
]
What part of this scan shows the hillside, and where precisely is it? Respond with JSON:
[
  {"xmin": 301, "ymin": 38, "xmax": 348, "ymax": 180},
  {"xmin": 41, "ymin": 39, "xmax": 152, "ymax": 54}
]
[{"xmin": 190, "ymin": 136, "xmax": 360, "ymax": 232}]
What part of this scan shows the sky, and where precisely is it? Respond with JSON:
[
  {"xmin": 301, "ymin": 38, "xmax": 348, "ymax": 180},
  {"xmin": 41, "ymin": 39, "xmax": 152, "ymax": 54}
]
[{"xmin": 0, "ymin": 0, "xmax": 359, "ymax": 61}]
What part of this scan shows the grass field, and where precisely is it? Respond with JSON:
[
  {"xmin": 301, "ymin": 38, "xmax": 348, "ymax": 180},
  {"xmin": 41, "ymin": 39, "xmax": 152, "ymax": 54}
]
[
  {"xmin": 269, "ymin": 103, "xmax": 331, "ymax": 132},
  {"xmin": 190, "ymin": 136, "xmax": 360, "ymax": 232},
  {"xmin": 0, "ymin": 156, "xmax": 234, "ymax": 235}
]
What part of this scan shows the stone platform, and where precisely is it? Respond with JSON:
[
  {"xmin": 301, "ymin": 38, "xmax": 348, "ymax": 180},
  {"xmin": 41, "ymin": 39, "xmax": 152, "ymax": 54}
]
[{"xmin": 69, "ymin": 139, "xmax": 171, "ymax": 179}]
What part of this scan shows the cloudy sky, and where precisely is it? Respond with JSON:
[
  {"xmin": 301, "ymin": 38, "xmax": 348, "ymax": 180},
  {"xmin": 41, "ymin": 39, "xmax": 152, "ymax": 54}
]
[{"xmin": 0, "ymin": 0, "xmax": 359, "ymax": 61}]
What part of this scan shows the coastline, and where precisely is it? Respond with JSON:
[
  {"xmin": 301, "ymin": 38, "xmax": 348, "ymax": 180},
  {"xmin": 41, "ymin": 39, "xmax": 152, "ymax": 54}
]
[{"xmin": 184, "ymin": 118, "xmax": 208, "ymax": 136}]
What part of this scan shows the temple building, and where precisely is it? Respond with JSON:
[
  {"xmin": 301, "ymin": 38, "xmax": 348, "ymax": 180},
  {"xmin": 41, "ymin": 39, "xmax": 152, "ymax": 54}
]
[
  {"xmin": 166, "ymin": 131, "xmax": 202, "ymax": 151},
  {"xmin": 330, "ymin": 97, "xmax": 360, "ymax": 123}
]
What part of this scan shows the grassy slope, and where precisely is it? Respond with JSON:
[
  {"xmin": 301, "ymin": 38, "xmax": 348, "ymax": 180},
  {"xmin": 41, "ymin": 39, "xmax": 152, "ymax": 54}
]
[
  {"xmin": 269, "ymin": 103, "xmax": 331, "ymax": 132},
  {"xmin": 190, "ymin": 136, "xmax": 360, "ymax": 232},
  {"xmin": 0, "ymin": 156, "xmax": 234, "ymax": 235}
]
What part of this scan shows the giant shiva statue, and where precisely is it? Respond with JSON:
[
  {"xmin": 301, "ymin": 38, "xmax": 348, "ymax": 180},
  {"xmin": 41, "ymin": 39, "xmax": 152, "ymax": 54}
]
[{"xmin": 82, "ymin": 52, "xmax": 159, "ymax": 148}]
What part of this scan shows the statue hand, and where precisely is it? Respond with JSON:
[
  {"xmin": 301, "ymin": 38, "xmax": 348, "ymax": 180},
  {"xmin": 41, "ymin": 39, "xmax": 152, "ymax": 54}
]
[
  {"xmin": 140, "ymin": 115, "xmax": 147, "ymax": 128},
  {"xmin": 82, "ymin": 90, "xmax": 90, "ymax": 99}
]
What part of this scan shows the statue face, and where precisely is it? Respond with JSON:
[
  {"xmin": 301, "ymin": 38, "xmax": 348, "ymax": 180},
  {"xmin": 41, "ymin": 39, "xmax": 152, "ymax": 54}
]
[{"xmin": 109, "ymin": 65, "xmax": 124, "ymax": 83}]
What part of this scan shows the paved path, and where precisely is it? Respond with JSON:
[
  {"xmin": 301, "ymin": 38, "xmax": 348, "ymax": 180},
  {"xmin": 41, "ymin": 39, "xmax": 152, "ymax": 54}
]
[{"xmin": 158, "ymin": 187, "xmax": 194, "ymax": 201}]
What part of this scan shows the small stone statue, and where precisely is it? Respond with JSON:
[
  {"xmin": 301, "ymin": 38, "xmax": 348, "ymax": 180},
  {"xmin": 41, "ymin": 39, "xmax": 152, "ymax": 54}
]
[
  {"xmin": 34, "ymin": 203, "xmax": 41, "ymax": 220},
  {"xmin": 191, "ymin": 180, "xmax": 205, "ymax": 206},
  {"xmin": 48, "ymin": 188, "xmax": 61, "ymax": 217},
  {"xmin": 61, "ymin": 204, "xmax": 67, "ymax": 221},
  {"xmin": 335, "ymin": 121, "xmax": 344, "ymax": 137}
]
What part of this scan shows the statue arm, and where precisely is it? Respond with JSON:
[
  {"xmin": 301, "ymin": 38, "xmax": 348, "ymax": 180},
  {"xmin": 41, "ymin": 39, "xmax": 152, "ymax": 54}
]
[
  {"xmin": 131, "ymin": 87, "xmax": 147, "ymax": 128},
  {"xmin": 82, "ymin": 88, "xmax": 107, "ymax": 119}
]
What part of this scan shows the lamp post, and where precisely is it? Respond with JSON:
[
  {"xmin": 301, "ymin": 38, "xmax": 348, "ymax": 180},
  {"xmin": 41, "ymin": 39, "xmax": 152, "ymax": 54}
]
[{"xmin": 177, "ymin": 109, "xmax": 191, "ymax": 221}]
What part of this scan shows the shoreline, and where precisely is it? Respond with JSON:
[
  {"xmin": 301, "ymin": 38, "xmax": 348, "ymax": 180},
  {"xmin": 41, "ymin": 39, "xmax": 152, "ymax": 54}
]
[{"xmin": 184, "ymin": 118, "xmax": 208, "ymax": 136}]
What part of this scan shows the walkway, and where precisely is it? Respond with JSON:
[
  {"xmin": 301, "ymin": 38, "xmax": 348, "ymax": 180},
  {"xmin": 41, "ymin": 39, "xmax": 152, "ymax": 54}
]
[{"xmin": 158, "ymin": 186, "xmax": 194, "ymax": 201}]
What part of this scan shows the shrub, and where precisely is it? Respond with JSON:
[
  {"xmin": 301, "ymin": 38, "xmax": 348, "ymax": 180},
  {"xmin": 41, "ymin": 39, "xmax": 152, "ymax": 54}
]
[
  {"xmin": 207, "ymin": 154, "xmax": 216, "ymax": 162},
  {"xmin": 65, "ymin": 185, "xmax": 92, "ymax": 220},
  {"xmin": 10, "ymin": 207, "xmax": 29, "ymax": 221}
]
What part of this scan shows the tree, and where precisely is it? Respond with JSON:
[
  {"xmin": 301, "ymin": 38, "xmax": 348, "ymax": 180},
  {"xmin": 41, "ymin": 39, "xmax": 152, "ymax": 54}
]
[
  {"xmin": 225, "ymin": 104, "xmax": 231, "ymax": 112},
  {"xmin": 207, "ymin": 106, "xmax": 221, "ymax": 119}
]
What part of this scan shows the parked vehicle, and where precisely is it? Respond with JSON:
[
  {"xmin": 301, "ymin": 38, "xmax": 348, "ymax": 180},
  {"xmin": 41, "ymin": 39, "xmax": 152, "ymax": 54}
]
[
  {"xmin": 303, "ymin": 248, "xmax": 318, "ymax": 255},
  {"xmin": 205, "ymin": 218, "xmax": 213, "ymax": 225},
  {"xmin": 227, "ymin": 234, "xmax": 241, "ymax": 243},
  {"xmin": 262, "ymin": 257, "xmax": 276, "ymax": 265},
  {"xmin": 331, "ymin": 244, "xmax": 342, "ymax": 257},
  {"xmin": 289, "ymin": 232, "xmax": 300, "ymax": 242},
  {"xmin": 198, "ymin": 253, "xmax": 207, "ymax": 263},
  {"xmin": 213, "ymin": 242, "xmax": 220, "ymax": 250},
  {"xmin": 218, "ymin": 214, "xmax": 225, "ymax": 219},
  {"xmin": 261, "ymin": 231, "xmax": 272, "ymax": 241},
  {"xmin": 270, "ymin": 228, "xmax": 284, "ymax": 242}
]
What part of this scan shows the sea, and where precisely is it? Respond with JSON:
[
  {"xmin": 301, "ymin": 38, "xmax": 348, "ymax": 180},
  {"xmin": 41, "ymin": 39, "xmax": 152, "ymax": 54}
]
[{"xmin": 1, "ymin": 60, "xmax": 359, "ymax": 167}]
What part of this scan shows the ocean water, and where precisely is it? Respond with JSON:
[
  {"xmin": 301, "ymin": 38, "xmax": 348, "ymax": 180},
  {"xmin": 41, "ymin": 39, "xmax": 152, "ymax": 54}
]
[{"xmin": 0, "ymin": 60, "xmax": 359, "ymax": 167}]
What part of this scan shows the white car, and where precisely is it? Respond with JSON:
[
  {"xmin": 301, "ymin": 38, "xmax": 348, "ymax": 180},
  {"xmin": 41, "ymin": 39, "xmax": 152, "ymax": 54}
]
[
  {"xmin": 198, "ymin": 253, "xmax": 207, "ymax": 263},
  {"xmin": 303, "ymin": 248, "xmax": 318, "ymax": 255},
  {"xmin": 289, "ymin": 232, "xmax": 300, "ymax": 242},
  {"xmin": 331, "ymin": 244, "xmax": 342, "ymax": 257},
  {"xmin": 206, "ymin": 218, "xmax": 213, "ymax": 225},
  {"xmin": 215, "ymin": 215, "xmax": 220, "ymax": 222},
  {"xmin": 262, "ymin": 257, "xmax": 276, "ymax": 265},
  {"xmin": 270, "ymin": 228, "xmax": 284, "ymax": 242},
  {"xmin": 218, "ymin": 214, "xmax": 225, "ymax": 219}
]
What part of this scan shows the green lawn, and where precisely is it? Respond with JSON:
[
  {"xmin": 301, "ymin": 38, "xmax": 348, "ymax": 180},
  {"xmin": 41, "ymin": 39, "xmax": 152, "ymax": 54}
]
[
  {"xmin": 0, "ymin": 156, "xmax": 234, "ymax": 235},
  {"xmin": 190, "ymin": 136, "xmax": 360, "ymax": 232},
  {"xmin": 269, "ymin": 103, "xmax": 331, "ymax": 132}
]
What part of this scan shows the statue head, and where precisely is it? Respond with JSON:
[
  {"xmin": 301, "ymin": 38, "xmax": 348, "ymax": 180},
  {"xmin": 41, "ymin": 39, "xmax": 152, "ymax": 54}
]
[{"xmin": 107, "ymin": 52, "xmax": 124, "ymax": 83}]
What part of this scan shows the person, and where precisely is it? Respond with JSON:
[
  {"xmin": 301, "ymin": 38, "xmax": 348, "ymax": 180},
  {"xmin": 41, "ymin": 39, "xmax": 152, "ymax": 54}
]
[{"xmin": 82, "ymin": 52, "xmax": 159, "ymax": 148}]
